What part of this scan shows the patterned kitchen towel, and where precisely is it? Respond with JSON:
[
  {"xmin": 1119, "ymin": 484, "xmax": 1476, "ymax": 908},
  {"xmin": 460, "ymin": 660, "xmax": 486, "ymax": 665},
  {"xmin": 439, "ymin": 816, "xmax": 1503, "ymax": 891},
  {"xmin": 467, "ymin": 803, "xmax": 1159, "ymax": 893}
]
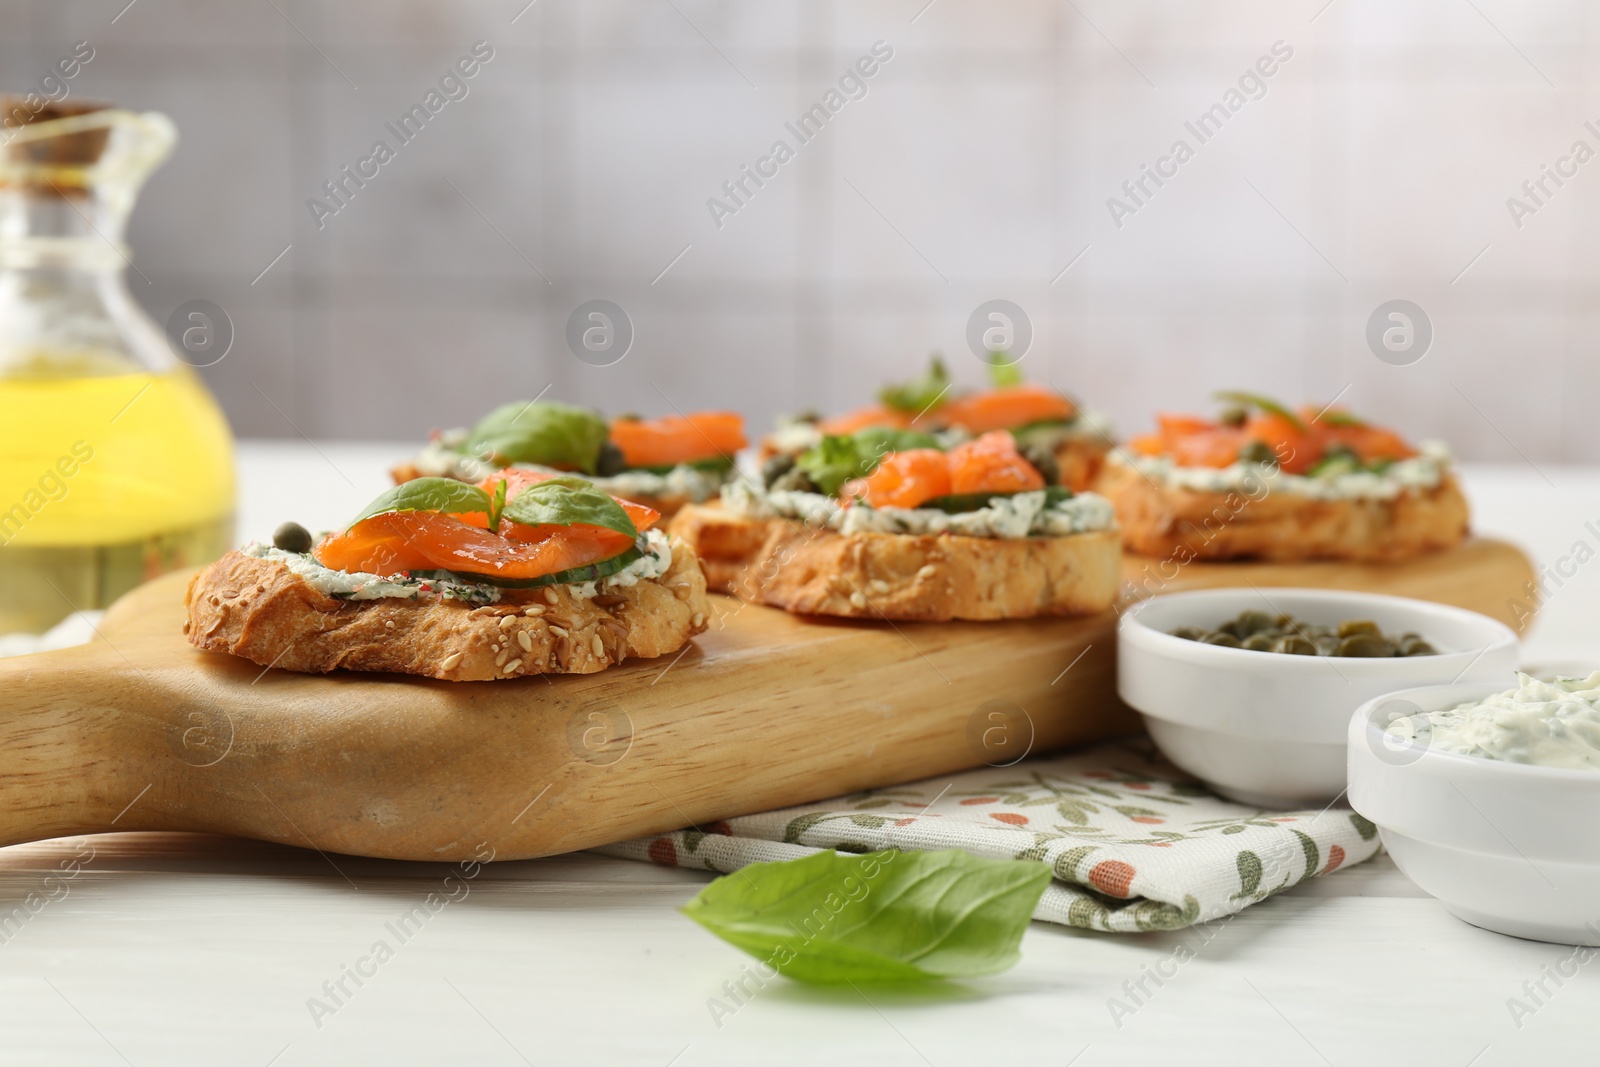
[{"xmin": 594, "ymin": 738, "xmax": 1381, "ymax": 933}]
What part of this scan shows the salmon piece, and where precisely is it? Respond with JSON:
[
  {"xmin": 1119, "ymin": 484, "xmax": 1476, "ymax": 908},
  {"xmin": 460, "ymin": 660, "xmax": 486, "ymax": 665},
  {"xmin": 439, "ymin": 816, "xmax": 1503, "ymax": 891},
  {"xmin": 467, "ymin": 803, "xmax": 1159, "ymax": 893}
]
[
  {"xmin": 1320, "ymin": 424, "xmax": 1416, "ymax": 464},
  {"xmin": 818, "ymin": 405, "xmax": 915, "ymax": 436},
  {"xmin": 1167, "ymin": 427, "xmax": 1251, "ymax": 469},
  {"xmin": 1245, "ymin": 414, "xmax": 1321, "ymax": 475},
  {"xmin": 842, "ymin": 449, "xmax": 952, "ymax": 509},
  {"xmin": 609, "ymin": 412, "xmax": 745, "ymax": 468},
  {"xmin": 946, "ymin": 430, "xmax": 1045, "ymax": 495},
  {"xmin": 476, "ymin": 470, "xmax": 660, "ymax": 534},
  {"xmin": 939, "ymin": 384, "xmax": 1075, "ymax": 434},
  {"xmin": 1157, "ymin": 414, "xmax": 1215, "ymax": 443},
  {"xmin": 314, "ymin": 510, "xmax": 633, "ymax": 580},
  {"xmin": 1127, "ymin": 433, "xmax": 1166, "ymax": 457}
]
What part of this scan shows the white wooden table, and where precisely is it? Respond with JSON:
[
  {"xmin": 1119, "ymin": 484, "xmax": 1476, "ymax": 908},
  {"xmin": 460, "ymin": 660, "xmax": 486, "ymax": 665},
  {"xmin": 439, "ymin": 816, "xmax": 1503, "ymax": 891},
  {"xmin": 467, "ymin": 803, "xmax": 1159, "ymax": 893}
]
[{"xmin": 2, "ymin": 444, "xmax": 1596, "ymax": 1066}]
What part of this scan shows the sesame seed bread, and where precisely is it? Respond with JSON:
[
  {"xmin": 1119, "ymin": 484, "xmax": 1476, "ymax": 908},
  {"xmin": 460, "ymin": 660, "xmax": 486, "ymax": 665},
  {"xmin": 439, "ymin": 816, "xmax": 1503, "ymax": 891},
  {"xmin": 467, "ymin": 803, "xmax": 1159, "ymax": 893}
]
[
  {"xmin": 1095, "ymin": 462, "xmax": 1470, "ymax": 563},
  {"xmin": 184, "ymin": 540, "xmax": 711, "ymax": 681},
  {"xmin": 667, "ymin": 504, "xmax": 1120, "ymax": 621}
]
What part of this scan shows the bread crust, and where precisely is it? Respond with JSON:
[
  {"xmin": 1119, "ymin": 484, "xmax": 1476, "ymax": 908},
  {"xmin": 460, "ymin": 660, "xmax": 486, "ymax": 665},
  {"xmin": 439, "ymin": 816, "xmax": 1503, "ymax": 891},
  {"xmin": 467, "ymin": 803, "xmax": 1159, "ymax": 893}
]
[
  {"xmin": 668, "ymin": 504, "xmax": 1120, "ymax": 621},
  {"xmin": 1052, "ymin": 436, "xmax": 1110, "ymax": 494},
  {"xmin": 1095, "ymin": 462, "xmax": 1470, "ymax": 563},
  {"xmin": 185, "ymin": 542, "xmax": 710, "ymax": 680}
]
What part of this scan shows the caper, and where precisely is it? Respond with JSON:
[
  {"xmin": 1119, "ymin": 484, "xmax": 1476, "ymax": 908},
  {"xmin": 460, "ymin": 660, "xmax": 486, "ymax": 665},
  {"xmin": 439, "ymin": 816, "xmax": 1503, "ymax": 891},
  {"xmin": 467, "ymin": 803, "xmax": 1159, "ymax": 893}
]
[
  {"xmin": 1336, "ymin": 634, "xmax": 1392, "ymax": 657},
  {"xmin": 1201, "ymin": 632, "xmax": 1241, "ymax": 648},
  {"xmin": 1021, "ymin": 443, "xmax": 1060, "ymax": 487},
  {"xmin": 272, "ymin": 521, "xmax": 313, "ymax": 554},
  {"xmin": 1219, "ymin": 406, "xmax": 1248, "ymax": 428},
  {"xmin": 771, "ymin": 467, "xmax": 820, "ymax": 493},
  {"xmin": 1237, "ymin": 610, "xmax": 1274, "ymax": 635},
  {"xmin": 761, "ymin": 453, "xmax": 797, "ymax": 488},
  {"xmin": 1337, "ymin": 619, "xmax": 1380, "ymax": 638},
  {"xmin": 595, "ymin": 440, "xmax": 628, "ymax": 476},
  {"xmin": 792, "ymin": 410, "xmax": 822, "ymax": 425},
  {"xmin": 1272, "ymin": 634, "xmax": 1318, "ymax": 655},
  {"xmin": 1238, "ymin": 440, "xmax": 1278, "ymax": 467},
  {"xmin": 1217, "ymin": 621, "xmax": 1245, "ymax": 639},
  {"xmin": 1241, "ymin": 634, "xmax": 1274, "ymax": 652},
  {"xmin": 1171, "ymin": 626, "xmax": 1206, "ymax": 641},
  {"xmin": 1397, "ymin": 638, "xmax": 1437, "ymax": 657},
  {"xmin": 613, "ymin": 412, "xmax": 643, "ymax": 423}
]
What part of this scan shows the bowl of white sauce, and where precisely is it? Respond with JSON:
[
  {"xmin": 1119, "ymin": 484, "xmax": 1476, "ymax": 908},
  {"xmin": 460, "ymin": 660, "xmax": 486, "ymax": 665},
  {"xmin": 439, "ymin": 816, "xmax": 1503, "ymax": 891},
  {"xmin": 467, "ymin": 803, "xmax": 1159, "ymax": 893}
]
[
  {"xmin": 1118, "ymin": 588, "xmax": 1519, "ymax": 808},
  {"xmin": 1349, "ymin": 673, "xmax": 1600, "ymax": 946}
]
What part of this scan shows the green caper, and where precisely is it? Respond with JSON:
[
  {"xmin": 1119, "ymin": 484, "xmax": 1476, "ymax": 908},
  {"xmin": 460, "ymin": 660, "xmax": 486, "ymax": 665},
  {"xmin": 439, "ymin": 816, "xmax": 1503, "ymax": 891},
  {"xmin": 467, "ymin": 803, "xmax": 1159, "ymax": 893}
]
[
  {"xmin": 1171, "ymin": 626, "xmax": 1206, "ymax": 641},
  {"xmin": 1241, "ymin": 634, "xmax": 1275, "ymax": 652},
  {"xmin": 1337, "ymin": 619, "xmax": 1380, "ymax": 638},
  {"xmin": 1201, "ymin": 632, "xmax": 1242, "ymax": 648},
  {"xmin": 595, "ymin": 440, "xmax": 628, "ymax": 476},
  {"xmin": 761, "ymin": 453, "xmax": 797, "ymax": 488},
  {"xmin": 1272, "ymin": 634, "xmax": 1318, "ymax": 655},
  {"xmin": 272, "ymin": 521, "xmax": 313, "ymax": 554},
  {"xmin": 1217, "ymin": 620, "xmax": 1246, "ymax": 639},
  {"xmin": 613, "ymin": 412, "xmax": 643, "ymax": 423},
  {"xmin": 791, "ymin": 410, "xmax": 822, "ymax": 424},
  {"xmin": 1219, "ymin": 406, "xmax": 1248, "ymax": 428},
  {"xmin": 1238, "ymin": 440, "xmax": 1278, "ymax": 467},
  {"xmin": 1237, "ymin": 610, "xmax": 1274, "ymax": 635},
  {"xmin": 1397, "ymin": 638, "xmax": 1437, "ymax": 657},
  {"xmin": 771, "ymin": 467, "xmax": 820, "ymax": 493},
  {"xmin": 1336, "ymin": 634, "xmax": 1392, "ymax": 657}
]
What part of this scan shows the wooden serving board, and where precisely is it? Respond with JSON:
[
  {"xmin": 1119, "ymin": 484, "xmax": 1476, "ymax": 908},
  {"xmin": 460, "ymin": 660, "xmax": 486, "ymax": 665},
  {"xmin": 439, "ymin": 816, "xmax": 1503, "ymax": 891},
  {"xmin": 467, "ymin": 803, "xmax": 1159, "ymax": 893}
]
[
  {"xmin": 0, "ymin": 571, "xmax": 1131, "ymax": 862},
  {"xmin": 1121, "ymin": 537, "xmax": 1536, "ymax": 633}
]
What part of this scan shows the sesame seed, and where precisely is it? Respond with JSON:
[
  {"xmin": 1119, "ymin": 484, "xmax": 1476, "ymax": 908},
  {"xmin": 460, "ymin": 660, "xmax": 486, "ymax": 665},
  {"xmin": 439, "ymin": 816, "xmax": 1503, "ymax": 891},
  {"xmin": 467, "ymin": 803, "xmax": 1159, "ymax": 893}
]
[
  {"xmin": 440, "ymin": 652, "xmax": 462, "ymax": 671},
  {"xmin": 869, "ymin": 579, "xmax": 889, "ymax": 594},
  {"xmin": 849, "ymin": 591, "xmax": 867, "ymax": 609},
  {"xmin": 692, "ymin": 612, "xmax": 705, "ymax": 628},
  {"xmin": 384, "ymin": 620, "xmax": 395, "ymax": 630},
  {"xmin": 524, "ymin": 605, "xmax": 546, "ymax": 616},
  {"xmin": 543, "ymin": 588, "xmax": 558, "ymax": 605},
  {"xmin": 490, "ymin": 642, "xmax": 500, "ymax": 653},
  {"xmin": 517, "ymin": 630, "xmax": 532, "ymax": 652},
  {"xmin": 591, "ymin": 634, "xmax": 604, "ymax": 658},
  {"xmin": 495, "ymin": 649, "xmax": 509, "ymax": 667},
  {"xmin": 498, "ymin": 615, "xmax": 517, "ymax": 630},
  {"xmin": 505, "ymin": 658, "xmax": 522, "ymax": 674},
  {"xmin": 209, "ymin": 595, "xmax": 220, "ymax": 606},
  {"xmin": 917, "ymin": 565, "xmax": 937, "ymax": 580}
]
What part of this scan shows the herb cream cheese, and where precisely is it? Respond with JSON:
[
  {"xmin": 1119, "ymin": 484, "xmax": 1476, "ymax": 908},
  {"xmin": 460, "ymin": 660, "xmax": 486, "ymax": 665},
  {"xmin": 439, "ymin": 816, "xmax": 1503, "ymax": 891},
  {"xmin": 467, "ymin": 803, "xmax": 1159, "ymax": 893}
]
[
  {"xmin": 1385, "ymin": 671, "xmax": 1600, "ymax": 770},
  {"xmin": 722, "ymin": 480, "xmax": 1115, "ymax": 538}
]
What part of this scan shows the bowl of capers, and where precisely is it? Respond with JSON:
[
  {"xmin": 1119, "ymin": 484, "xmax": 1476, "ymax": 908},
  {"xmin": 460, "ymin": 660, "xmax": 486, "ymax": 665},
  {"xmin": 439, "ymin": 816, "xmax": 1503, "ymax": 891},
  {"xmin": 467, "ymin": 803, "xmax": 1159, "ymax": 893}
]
[{"xmin": 1118, "ymin": 588, "xmax": 1519, "ymax": 808}]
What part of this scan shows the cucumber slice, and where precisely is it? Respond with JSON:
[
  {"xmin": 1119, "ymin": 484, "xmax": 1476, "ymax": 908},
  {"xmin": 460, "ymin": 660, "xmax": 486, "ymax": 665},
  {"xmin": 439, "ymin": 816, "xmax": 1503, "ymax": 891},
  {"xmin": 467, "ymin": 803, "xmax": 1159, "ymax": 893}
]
[
  {"xmin": 410, "ymin": 546, "xmax": 644, "ymax": 590},
  {"xmin": 917, "ymin": 486, "xmax": 1073, "ymax": 514},
  {"xmin": 626, "ymin": 456, "xmax": 736, "ymax": 476}
]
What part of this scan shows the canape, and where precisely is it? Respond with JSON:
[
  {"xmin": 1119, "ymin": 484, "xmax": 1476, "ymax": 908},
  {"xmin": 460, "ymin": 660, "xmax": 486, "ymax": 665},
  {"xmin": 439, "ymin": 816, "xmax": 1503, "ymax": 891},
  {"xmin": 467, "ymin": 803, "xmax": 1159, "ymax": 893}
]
[
  {"xmin": 392, "ymin": 400, "xmax": 746, "ymax": 516},
  {"xmin": 674, "ymin": 426, "xmax": 1120, "ymax": 621},
  {"xmin": 187, "ymin": 470, "xmax": 710, "ymax": 680},
  {"xmin": 763, "ymin": 358, "xmax": 1112, "ymax": 492},
  {"xmin": 1096, "ymin": 393, "xmax": 1468, "ymax": 563}
]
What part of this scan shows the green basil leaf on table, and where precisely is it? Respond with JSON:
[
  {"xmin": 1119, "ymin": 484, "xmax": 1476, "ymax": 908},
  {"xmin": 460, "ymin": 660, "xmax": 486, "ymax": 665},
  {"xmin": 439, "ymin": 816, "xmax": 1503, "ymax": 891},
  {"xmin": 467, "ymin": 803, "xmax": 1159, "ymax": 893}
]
[
  {"xmin": 682, "ymin": 849, "xmax": 1051, "ymax": 984},
  {"xmin": 501, "ymin": 480, "xmax": 639, "ymax": 540},
  {"xmin": 462, "ymin": 400, "xmax": 610, "ymax": 473},
  {"xmin": 351, "ymin": 477, "xmax": 492, "ymax": 526},
  {"xmin": 878, "ymin": 357, "xmax": 952, "ymax": 415}
]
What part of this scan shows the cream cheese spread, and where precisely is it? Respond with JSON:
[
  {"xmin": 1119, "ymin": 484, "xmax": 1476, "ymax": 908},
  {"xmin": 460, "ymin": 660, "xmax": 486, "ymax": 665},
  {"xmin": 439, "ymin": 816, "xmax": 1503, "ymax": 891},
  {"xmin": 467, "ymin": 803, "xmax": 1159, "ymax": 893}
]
[
  {"xmin": 723, "ymin": 480, "xmax": 1116, "ymax": 538},
  {"xmin": 767, "ymin": 410, "xmax": 1113, "ymax": 456},
  {"xmin": 1385, "ymin": 671, "xmax": 1600, "ymax": 770},
  {"xmin": 1117, "ymin": 440, "xmax": 1452, "ymax": 502}
]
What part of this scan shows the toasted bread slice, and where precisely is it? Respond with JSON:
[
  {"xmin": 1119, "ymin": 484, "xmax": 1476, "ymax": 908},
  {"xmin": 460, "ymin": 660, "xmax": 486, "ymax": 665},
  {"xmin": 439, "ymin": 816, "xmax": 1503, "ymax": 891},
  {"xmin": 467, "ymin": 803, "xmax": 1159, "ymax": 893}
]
[
  {"xmin": 669, "ymin": 504, "xmax": 1119, "ymax": 621},
  {"xmin": 185, "ymin": 541, "xmax": 710, "ymax": 680},
  {"xmin": 1095, "ymin": 462, "xmax": 1470, "ymax": 563}
]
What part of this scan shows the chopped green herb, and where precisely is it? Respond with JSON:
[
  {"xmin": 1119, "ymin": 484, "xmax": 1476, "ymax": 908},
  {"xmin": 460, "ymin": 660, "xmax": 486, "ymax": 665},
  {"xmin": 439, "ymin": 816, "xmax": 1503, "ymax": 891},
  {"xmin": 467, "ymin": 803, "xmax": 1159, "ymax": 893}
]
[{"xmin": 879, "ymin": 357, "xmax": 953, "ymax": 415}]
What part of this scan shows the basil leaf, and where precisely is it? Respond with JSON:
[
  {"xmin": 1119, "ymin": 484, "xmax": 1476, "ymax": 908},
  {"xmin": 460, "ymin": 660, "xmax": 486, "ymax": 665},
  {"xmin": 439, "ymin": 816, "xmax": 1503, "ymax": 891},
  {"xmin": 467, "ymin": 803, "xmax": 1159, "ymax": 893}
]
[
  {"xmin": 797, "ymin": 429, "xmax": 942, "ymax": 498},
  {"xmin": 1314, "ymin": 410, "xmax": 1366, "ymax": 428},
  {"xmin": 501, "ymin": 480, "xmax": 638, "ymax": 539},
  {"xmin": 1212, "ymin": 391, "xmax": 1306, "ymax": 431},
  {"xmin": 985, "ymin": 353, "xmax": 1024, "ymax": 388},
  {"xmin": 463, "ymin": 400, "xmax": 610, "ymax": 473},
  {"xmin": 352, "ymin": 477, "xmax": 492, "ymax": 525},
  {"xmin": 879, "ymin": 357, "xmax": 952, "ymax": 415},
  {"xmin": 683, "ymin": 850, "xmax": 1050, "ymax": 984}
]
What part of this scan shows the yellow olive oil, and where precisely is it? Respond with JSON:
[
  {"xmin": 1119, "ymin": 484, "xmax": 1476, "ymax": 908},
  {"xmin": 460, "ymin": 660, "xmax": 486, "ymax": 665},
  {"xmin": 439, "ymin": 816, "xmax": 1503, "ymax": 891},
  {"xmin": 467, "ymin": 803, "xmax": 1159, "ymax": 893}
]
[{"xmin": 0, "ymin": 364, "xmax": 235, "ymax": 633}]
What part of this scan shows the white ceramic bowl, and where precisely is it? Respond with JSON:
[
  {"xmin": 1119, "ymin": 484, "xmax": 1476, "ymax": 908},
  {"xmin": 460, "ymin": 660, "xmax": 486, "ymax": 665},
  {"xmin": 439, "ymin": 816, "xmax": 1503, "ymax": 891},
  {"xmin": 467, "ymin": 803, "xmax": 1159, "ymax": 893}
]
[
  {"xmin": 1349, "ymin": 682, "xmax": 1600, "ymax": 946},
  {"xmin": 1118, "ymin": 588, "xmax": 1519, "ymax": 808}
]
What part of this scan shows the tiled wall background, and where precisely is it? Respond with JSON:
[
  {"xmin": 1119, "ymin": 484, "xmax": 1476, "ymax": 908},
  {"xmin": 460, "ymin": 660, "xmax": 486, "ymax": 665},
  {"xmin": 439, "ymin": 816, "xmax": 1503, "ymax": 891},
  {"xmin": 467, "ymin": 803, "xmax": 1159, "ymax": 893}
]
[{"xmin": 7, "ymin": 0, "xmax": 1597, "ymax": 463}]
